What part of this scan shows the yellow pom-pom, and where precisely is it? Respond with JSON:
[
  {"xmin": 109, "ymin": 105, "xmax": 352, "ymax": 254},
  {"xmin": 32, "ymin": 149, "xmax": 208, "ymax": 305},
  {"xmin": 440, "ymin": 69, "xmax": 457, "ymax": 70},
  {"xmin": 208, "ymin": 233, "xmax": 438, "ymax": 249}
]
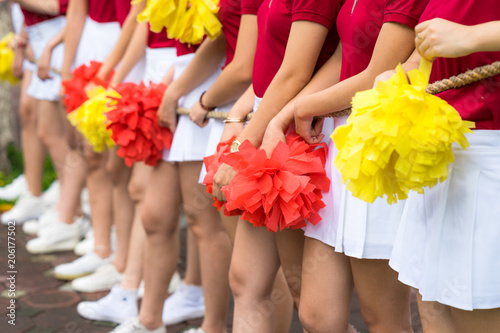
[
  {"xmin": 68, "ymin": 87, "xmax": 119, "ymax": 152},
  {"xmin": 136, "ymin": 0, "xmax": 222, "ymax": 45},
  {"xmin": 333, "ymin": 59, "xmax": 474, "ymax": 204},
  {"xmin": 0, "ymin": 33, "xmax": 20, "ymax": 85}
]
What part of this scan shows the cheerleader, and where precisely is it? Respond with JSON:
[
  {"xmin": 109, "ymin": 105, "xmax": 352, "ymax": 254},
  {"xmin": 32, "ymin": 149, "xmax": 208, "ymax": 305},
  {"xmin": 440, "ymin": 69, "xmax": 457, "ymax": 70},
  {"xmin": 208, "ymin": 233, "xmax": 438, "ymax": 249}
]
[
  {"xmin": 2, "ymin": 0, "xmax": 67, "ymax": 225},
  {"xmin": 110, "ymin": 31, "xmax": 232, "ymax": 332},
  {"xmin": 188, "ymin": 0, "xmax": 296, "ymax": 329},
  {"xmin": 261, "ymin": 0, "xmax": 429, "ymax": 331},
  {"xmin": 388, "ymin": 1, "xmax": 500, "ymax": 331},
  {"xmin": 211, "ymin": 0, "xmax": 342, "ymax": 331}
]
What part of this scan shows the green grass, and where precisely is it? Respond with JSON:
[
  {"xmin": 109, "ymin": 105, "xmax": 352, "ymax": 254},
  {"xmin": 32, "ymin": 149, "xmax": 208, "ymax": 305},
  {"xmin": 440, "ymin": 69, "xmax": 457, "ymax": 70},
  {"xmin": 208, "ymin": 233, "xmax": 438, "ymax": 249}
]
[{"xmin": 0, "ymin": 143, "xmax": 57, "ymax": 204}]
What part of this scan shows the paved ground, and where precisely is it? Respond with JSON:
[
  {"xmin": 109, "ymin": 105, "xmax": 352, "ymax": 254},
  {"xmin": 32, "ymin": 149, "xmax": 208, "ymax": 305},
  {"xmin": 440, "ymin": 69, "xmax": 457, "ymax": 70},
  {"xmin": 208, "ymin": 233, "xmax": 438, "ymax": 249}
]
[{"xmin": 0, "ymin": 222, "xmax": 423, "ymax": 333}]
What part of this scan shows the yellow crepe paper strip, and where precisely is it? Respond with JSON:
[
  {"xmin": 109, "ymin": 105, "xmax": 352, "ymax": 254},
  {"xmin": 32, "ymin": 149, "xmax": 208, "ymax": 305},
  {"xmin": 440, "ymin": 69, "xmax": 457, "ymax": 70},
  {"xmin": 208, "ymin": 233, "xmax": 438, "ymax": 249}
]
[
  {"xmin": 333, "ymin": 59, "xmax": 474, "ymax": 204},
  {"xmin": 68, "ymin": 87, "xmax": 120, "ymax": 152},
  {"xmin": 134, "ymin": 0, "xmax": 222, "ymax": 45},
  {"xmin": 0, "ymin": 33, "xmax": 19, "ymax": 84}
]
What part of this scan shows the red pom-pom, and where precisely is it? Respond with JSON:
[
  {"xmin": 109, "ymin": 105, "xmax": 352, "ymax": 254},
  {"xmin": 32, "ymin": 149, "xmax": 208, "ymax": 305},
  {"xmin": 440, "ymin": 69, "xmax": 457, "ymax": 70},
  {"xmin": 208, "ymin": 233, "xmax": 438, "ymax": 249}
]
[
  {"xmin": 62, "ymin": 61, "xmax": 113, "ymax": 113},
  {"xmin": 221, "ymin": 132, "xmax": 330, "ymax": 232},
  {"xmin": 106, "ymin": 82, "xmax": 172, "ymax": 167},
  {"xmin": 202, "ymin": 137, "xmax": 243, "ymax": 216}
]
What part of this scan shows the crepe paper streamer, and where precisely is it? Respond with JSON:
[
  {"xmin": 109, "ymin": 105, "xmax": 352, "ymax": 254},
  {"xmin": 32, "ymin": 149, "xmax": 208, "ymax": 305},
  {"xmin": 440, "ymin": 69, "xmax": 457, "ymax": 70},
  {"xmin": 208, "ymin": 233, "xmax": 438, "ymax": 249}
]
[
  {"xmin": 68, "ymin": 87, "xmax": 118, "ymax": 152},
  {"xmin": 221, "ymin": 132, "xmax": 330, "ymax": 232},
  {"xmin": 202, "ymin": 137, "xmax": 244, "ymax": 215},
  {"xmin": 134, "ymin": 0, "xmax": 222, "ymax": 45},
  {"xmin": 333, "ymin": 59, "xmax": 474, "ymax": 204},
  {"xmin": 62, "ymin": 61, "xmax": 114, "ymax": 113},
  {"xmin": 105, "ymin": 82, "xmax": 172, "ymax": 167},
  {"xmin": 0, "ymin": 33, "xmax": 19, "ymax": 84}
]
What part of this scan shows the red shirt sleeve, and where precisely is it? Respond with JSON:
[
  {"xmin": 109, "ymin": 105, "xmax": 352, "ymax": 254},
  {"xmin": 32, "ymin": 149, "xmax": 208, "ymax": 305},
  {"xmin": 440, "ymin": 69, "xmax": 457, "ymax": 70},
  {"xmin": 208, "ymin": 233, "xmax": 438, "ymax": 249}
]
[
  {"xmin": 241, "ymin": 0, "xmax": 264, "ymax": 15},
  {"xmin": 291, "ymin": 0, "xmax": 339, "ymax": 29},
  {"xmin": 383, "ymin": 0, "xmax": 429, "ymax": 29}
]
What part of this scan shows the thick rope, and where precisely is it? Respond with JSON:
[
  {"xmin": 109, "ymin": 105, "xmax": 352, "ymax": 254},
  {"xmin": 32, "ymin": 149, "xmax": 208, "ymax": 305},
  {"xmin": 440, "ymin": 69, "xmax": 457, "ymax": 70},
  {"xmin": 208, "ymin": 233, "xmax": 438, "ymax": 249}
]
[{"xmin": 177, "ymin": 61, "xmax": 500, "ymax": 120}]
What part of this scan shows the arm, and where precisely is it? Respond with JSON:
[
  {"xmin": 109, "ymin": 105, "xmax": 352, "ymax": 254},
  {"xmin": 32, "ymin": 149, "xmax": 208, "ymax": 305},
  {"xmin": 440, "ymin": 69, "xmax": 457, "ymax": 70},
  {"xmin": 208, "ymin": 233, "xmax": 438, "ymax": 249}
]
[
  {"xmin": 219, "ymin": 84, "xmax": 256, "ymax": 142},
  {"xmin": 416, "ymin": 19, "xmax": 500, "ymax": 60},
  {"xmin": 109, "ymin": 22, "xmax": 148, "ymax": 86},
  {"xmin": 12, "ymin": 23, "xmax": 29, "ymax": 78},
  {"xmin": 158, "ymin": 34, "xmax": 227, "ymax": 131},
  {"xmin": 294, "ymin": 22, "xmax": 416, "ymax": 143},
  {"xmin": 189, "ymin": 14, "xmax": 258, "ymax": 127},
  {"xmin": 37, "ymin": 26, "xmax": 65, "ymax": 80},
  {"xmin": 15, "ymin": 0, "xmax": 59, "ymax": 15},
  {"xmin": 95, "ymin": 0, "xmax": 146, "ymax": 81},
  {"xmin": 237, "ymin": 20, "xmax": 329, "ymax": 148},
  {"xmin": 60, "ymin": 0, "xmax": 87, "ymax": 80}
]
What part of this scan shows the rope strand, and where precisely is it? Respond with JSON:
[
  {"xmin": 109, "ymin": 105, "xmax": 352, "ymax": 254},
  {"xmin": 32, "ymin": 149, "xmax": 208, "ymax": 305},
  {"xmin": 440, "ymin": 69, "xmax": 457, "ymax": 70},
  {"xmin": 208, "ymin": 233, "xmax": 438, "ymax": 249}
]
[{"xmin": 176, "ymin": 61, "xmax": 500, "ymax": 120}]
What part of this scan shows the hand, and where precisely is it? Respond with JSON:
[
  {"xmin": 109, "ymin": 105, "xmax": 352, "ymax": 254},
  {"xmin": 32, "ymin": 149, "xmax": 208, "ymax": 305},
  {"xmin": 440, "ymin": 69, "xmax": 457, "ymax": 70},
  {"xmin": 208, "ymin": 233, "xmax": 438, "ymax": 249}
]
[
  {"xmin": 157, "ymin": 89, "xmax": 179, "ymax": 133},
  {"xmin": 25, "ymin": 44, "xmax": 35, "ymax": 63},
  {"xmin": 37, "ymin": 47, "xmax": 53, "ymax": 81},
  {"xmin": 294, "ymin": 98, "xmax": 325, "ymax": 144},
  {"xmin": 213, "ymin": 163, "xmax": 236, "ymax": 202},
  {"xmin": 373, "ymin": 69, "xmax": 396, "ymax": 88},
  {"xmin": 415, "ymin": 18, "xmax": 474, "ymax": 60},
  {"xmin": 220, "ymin": 122, "xmax": 244, "ymax": 143},
  {"xmin": 59, "ymin": 69, "xmax": 71, "ymax": 100},
  {"xmin": 189, "ymin": 101, "xmax": 209, "ymax": 127},
  {"xmin": 12, "ymin": 49, "xmax": 24, "ymax": 79},
  {"xmin": 261, "ymin": 118, "xmax": 287, "ymax": 157}
]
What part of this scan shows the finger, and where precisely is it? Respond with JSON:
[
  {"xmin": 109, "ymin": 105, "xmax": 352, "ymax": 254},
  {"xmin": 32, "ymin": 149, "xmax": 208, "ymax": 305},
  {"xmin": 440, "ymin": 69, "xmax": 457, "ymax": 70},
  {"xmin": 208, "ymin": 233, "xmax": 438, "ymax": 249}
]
[{"xmin": 415, "ymin": 21, "xmax": 429, "ymax": 34}]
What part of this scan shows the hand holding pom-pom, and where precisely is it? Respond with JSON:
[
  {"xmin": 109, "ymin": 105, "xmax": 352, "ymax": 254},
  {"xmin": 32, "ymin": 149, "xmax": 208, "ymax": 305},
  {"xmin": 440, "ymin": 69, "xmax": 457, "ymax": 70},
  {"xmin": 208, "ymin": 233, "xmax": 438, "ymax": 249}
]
[
  {"xmin": 221, "ymin": 132, "xmax": 330, "ymax": 232},
  {"xmin": 106, "ymin": 82, "xmax": 172, "ymax": 167},
  {"xmin": 333, "ymin": 59, "xmax": 474, "ymax": 204}
]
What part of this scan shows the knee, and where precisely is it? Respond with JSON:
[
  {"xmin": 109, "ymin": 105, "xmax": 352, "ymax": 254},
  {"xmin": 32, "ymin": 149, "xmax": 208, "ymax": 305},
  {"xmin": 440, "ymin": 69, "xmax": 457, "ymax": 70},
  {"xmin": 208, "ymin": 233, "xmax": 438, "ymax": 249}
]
[
  {"xmin": 299, "ymin": 301, "xmax": 348, "ymax": 333},
  {"xmin": 84, "ymin": 150, "xmax": 102, "ymax": 172},
  {"xmin": 106, "ymin": 160, "xmax": 129, "ymax": 186},
  {"xmin": 141, "ymin": 206, "xmax": 178, "ymax": 237},
  {"xmin": 19, "ymin": 99, "xmax": 35, "ymax": 128},
  {"xmin": 128, "ymin": 177, "xmax": 146, "ymax": 202}
]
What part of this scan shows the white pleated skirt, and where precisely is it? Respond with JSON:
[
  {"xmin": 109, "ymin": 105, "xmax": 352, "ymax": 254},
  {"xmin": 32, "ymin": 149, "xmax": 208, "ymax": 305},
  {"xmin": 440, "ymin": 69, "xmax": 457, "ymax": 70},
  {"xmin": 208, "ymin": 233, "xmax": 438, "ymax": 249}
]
[
  {"xmin": 124, "ymin": 57, "xmax": 146, "ymax": 84},
  {"xmin": 25, "ymin": 16, "xmax": 66, "ymax": 101},
  {"xmin": 390, "ymin": 130, "xmax": 500, "ymax": 310},
  {"xmin": 73, "ymin": 17, "xmax": 121, "ymax": 68},
  {"xmin": 303, "ymin": 115, "xmax": 344, "ymax": 244},
  {"xmin": 167, "ymin": 54, "xmax": 223, "ymax": 162},
  {"xmin": 198, "ymin": 102, "xmax": 235, "ymax": 183}
]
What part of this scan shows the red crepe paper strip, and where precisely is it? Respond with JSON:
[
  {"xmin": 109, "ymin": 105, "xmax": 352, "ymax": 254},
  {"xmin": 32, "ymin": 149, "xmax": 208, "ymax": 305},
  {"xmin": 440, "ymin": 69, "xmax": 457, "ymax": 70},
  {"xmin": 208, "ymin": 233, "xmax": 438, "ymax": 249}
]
[
  {"xmin": 62, "ymin": 61, "xmax": 113, "ymax": 113},
  {"xmin": 221, "ymin": 132, "xmax": 330, "ymax": 232},
  {"xmin": 202, "ymin": 137, "xmax": 243, "ymax": 216},
  {"xmin": 106, "ymin": 82, "xmax": 172, "ymax": 167}
]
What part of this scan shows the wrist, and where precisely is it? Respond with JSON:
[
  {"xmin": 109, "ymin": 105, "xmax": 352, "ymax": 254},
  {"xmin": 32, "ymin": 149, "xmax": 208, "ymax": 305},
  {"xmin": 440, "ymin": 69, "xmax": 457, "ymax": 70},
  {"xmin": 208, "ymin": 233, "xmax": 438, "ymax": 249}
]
[{"xmin": 199, "ymin": 91, "xmax": 217, "ymax": 111}]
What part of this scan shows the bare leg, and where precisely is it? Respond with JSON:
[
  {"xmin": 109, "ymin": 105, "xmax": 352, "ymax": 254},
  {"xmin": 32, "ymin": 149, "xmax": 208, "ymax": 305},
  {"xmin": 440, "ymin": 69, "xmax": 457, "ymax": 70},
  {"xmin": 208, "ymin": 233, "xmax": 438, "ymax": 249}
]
[
  {"xmin": 350, "ymin": 259, "xmax": 413, "ymax": 333},
  {"xmin": 84, "ymin": 145, "xmax": 112, "ymax": 259},
  {"xmin": 299, "ymin": 238, "xmax": 354, "ymax": 333},
  {"xmin": 184, "ymin": 228, "xmax": 202, "ymax": 286},
  {"xmin": 121, "ymin": 163, "xmax": 153, "ymax": 289},
  {"xmin": 179, "ymin": 161, "xmax": 231, "ymax": 333},
  {"xmin": 230, "ymin": 219, "xmax": 280, "ymax": 333},
  {"xmin": 19, "ymin": 70, "xmax": 45, "ymax": 196},
  {"xmin": 451, "ymin": 306, "xmax": 500, "ymax": 333},
  {"xmin": 139, "ymin": 161, "xmax": 181, "ymax": 330},
  {"xmin": 36, "ymin": 99, "xmax": 68, "ymax": 184},
  {"xmin": 57, "ymin": 130, "xmax": 86, "ymax": 224},
  {"xmin": 106, "ymin": 148, "xmax": 133, "ymax": 273}
]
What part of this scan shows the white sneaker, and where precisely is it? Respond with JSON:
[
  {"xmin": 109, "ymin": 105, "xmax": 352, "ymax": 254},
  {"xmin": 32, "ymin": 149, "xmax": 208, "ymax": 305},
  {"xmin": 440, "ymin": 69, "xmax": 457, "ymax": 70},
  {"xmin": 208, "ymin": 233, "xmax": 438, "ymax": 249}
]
[
  {"xmin": 22, "ymin": 208, "xmax": 59, "ymax": 236},
  {"xmin": 74, "ymin": 229, "xmax": 94, "ymax": 256},
  {"xmin": 77, "ymin": 285, "xmax": 137, "ymax": 323},
  {"xmin": 54, "ymin": 251, "xmax": 114, "ymax": 280},
  {"xmin": 72, "ymin": 263, "xmax": 123, "ymax": 293},
  {"xmin": 81, "ymin": 188, "xmax": 91, "ymax": 217},
  {"xmin": 110, "ymin": 317, "xmax": 166, "ymax": 333},
  {"xmin": 22, "ymin": 219, "xmax": 39, "ymax": 236},
  {"xmin": 184, "ymin": 329, "xmax": 205, "ymax": 333},
  {"xmin": 162, "ymin": 282, "xmax": 205, "ymax": 326},
  {"xmin": 26, "ymin": 217, "xmax": 83, "ymax": 254},
  {"xmin": 1, "ymin": 191, "xmax": 46, "ymax": 225},
  {"xmin": 0, "ymin": 175, "xmax": 27, "ymax": 200},
  {"xmin": 42, "ymin": 180, "xmax": 60, "ymax": 208}
]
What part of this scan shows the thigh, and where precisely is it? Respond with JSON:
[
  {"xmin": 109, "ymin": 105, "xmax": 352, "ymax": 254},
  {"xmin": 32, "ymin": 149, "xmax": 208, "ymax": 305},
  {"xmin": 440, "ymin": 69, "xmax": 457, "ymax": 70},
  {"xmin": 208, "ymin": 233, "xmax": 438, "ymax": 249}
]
[
  {"xmin": 37, "ymin": 100, "xmax": 65, "ymax": 134},
  {"xmin": 300, "ymin": 238, "xmax": 353, "ymax": 321},
  {"xmin": 417, "ymin": 293, "xmax": 455, "ymax": 333},
  {"xmin": 275, "ymin": 229, "xmax": 305, "ymax": 302},
  {"xmin": 451, "ymin": 307, "xmax": 500, "ymax": 333},
  {"xmin": 128, "ymin": 162, "xmax": 153, "ymax": 202},
  {"xmin": 231, "ymin": 218, "xmax": 281, "ymax": 296}
]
